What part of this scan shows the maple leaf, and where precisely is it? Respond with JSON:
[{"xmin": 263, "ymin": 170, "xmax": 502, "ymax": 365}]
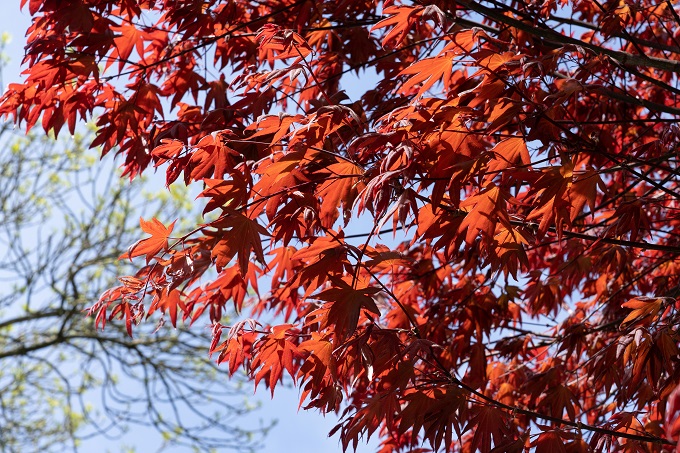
[
  {"xmin": 147, "ymin": 288, "xmax": 187, "ymax": 328},
  {"xmin": 214, "ymin": 329, "xmax": 259, "ymax": 376},
  {"xmin": 371, "ymin": 6, "xmax": 424, "ymax": 49},
  {"xmin": 111, "ymin": 24, "xmax": 146, "ymax": 70},
  {"xmin": 297, "ymin": 332, "xmax": 338, "ymax": 411},
  {"xmin": 198, "ymin": 176, "xmax": 249, "ymax": 214},
  {"xmin": 491, "ymin": 225, "xmax": 530, "ymax": 278},
  {"xmin": 620, "ymin": 297, "xmax": 663, "ymax": 330},
  {"xmin": 248, "ymin": 113, "xmax": 303, "ymax": 146},
  {"xmin": 466, "ymin": 406, "xmax": 511, "ymax": 452},
  {"xmin": 399, "ymin": 56, "xmax": 453, "ymax": 98},
  {"xmin": 531, "ymin": 431, "xmax": 567, "ymax": 453},
  {"xmin": 268, "ymin": 245, "xmax": 297, "ymax": 287},
  {"xmin": 400, "ymin": 388, "xmax": 465, "ymax": 451},
  {"xmin": 364, "ymin": 250, "xmax": 413, "ymax": 273},
  {"xmin": 299, "ymin": 333, "xmax": 334, "ymax": 369},
  {"xmin": 187, "ymin": 132, "xmax": 240, "ymax": 181},
  {"xmin": 314, "ymin": 281, "xmax": 381, "ymax": 341},
  {"xmin": 487, "ymin": 137, "xmax": 531, "ymax": 175},
  {"xmin": 208, "ymin": 211, "xmax": 269, "ymax": 275},
  {"xmin": 109, "ymin": 300, "xmax": 138, "ymax": 337},
  {"xmin": 459, "ymin": 183, "xmax": 512, "ymax": 244},
  {"xmin": 250, "ymin": 324, "xmax": 302, "ymax": 395},
  {"xmin": 291, "ymin": 235, "xmax": 350, "ymax": 297},
  {"xmin": 524, "ymin": 165, "xmax": 572, "ymax": 236},
  {"xmin": 21, "ymin": 0, "xmax": 42, "ymax": 15},
  {"xmin": 121, "ymin": 217, "xmax": 176, "ymax": 263},
  {"xmin": 466, "ymin": 343, "xmax": 488, "ymax": 389},
  {"xmin": 538, "ymin": 385, "xmax": 580, "ymax": 420},
  {"xmin": 315, "ymin": 160, "xmax": 366, "ymax": 228},
  {"xmin": 568, "ymin": 168, "xmax": 603, "ymax": 221}
]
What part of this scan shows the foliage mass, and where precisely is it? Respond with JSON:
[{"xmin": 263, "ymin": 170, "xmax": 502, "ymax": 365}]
[{"xmin": 5, "ymin": 0, "xmax": 680, "ymax": 451}]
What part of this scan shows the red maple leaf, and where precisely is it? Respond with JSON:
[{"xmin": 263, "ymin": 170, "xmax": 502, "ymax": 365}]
[{"xmin": 121, "ymin": 217, "xmax": 176, "ymax": 263}]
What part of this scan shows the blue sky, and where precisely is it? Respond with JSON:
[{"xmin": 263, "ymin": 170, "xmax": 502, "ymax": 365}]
[{"xmin": 0, "ymin": 3, "xmax": 381, "ymax": 453}]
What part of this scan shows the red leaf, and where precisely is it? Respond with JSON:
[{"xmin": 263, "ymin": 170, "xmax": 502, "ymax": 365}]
[
  {"xmin": 371, "ymin": 6, "xmax": 424, "ymax": 49},
  {"xmin": 399, "ymin": 56, "xmax": 453, "ymax": 98},
  {"xmin": 459, "ymin": 183, "xmax": 512, "ymax": 244},
  {"xmin": 466, "ymin": 406, "xmax": 511, "ymax": 452},
  {"xmin": 111, "ymin": 24, "xmax": 145, "ymax": 69},
  {"xmin": 121, "ymin": 217, "xmax": 176, "ymax": 263},
  {"xmin": 147, "ymin": 289, "xmax": 187, "ymax": 328},
  {"xmin": 21, "ymin": 0, "xmax": 42, "ymax": 15},
  {"xmin": 620, "ymin": 297, "xmax": 662, "ymax": 329},
  {"xmin": 209, "ymin": 211, "xmax": 268, "ymax": 275},
  {"xmin": 532, "ymin": 431, "xmax": 567, "ymax": 453},
  {"xmin": 314, "ymin": 281, "xmax": 381, "ymax": 341},
  {"xmin": 250, "ymin": 324, "xmax": 302, "ymax": 395},
  {"xmin": 316, "ymin": 160, "xmax": 365, "ymax": 228}
]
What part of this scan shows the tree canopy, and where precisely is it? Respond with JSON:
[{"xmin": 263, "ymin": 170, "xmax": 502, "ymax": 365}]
[
  {"xmin": 4, "ymin": 0, "xmax": 680, "ymax": 451},
  {"xmin": 0, "ymin": 126, "xmax": 265, "ymax": 452}
]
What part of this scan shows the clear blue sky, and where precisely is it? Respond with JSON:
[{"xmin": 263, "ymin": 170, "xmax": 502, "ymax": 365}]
[{"xmin": 0, "ymin": 3, "xmax": 380, "ymax": 452}]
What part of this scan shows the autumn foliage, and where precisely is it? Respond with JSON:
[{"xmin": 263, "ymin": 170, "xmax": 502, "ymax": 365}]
[{"xmin": 6, "ymin": 0, "xmax": 680, "ymax": 451}]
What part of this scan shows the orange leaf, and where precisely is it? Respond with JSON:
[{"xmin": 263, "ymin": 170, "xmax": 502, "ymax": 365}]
[
  {"xmin": 250, "ymin": 324, "xmax": 301, "ymax": 395},
  {"xmin": 371, "ymin": 6, "xmax": 423, "ymax": 49},
  {"xmin": 209, "ymin": 211, "xmax": 269, "ymax": 274},
  {"xmin": 316, "ymin": 160, "xmax": 365, "ymax": 228},
  {"xmin": 299, "ymin": 333, "xmax": 334, "ymax": 369},
  {"xmin": 21, "ymin": 0, "xmax": 42, "ymax": 15},
  {"xmin": 314, "ymin": 282, "xmax": 381, "ymax": 341},
  {"xmin": 620, "ymin": 297, "xmax": 662, "ymax": 329},
  {"xmin": 248, "ymin": 113, "xmax": 303, "ymax": 146},
  {"xmin": 459, "ymin": 183, "xmax": 511, "ymax": 244},
  {"xmin": 111, "ymin": 24, "xmax": 145, "ymax": 70},
  {"xmin": 121, "ymin": 217, "xmax": 176, "ymax": 263},
  {"xmin": 569, "ymin": 169, "xmax": 602, "ymax": 221},
  {"xmin": 147, "ymin": 289, "xmax": 187, "ymax": 328},
  {"xmin": 398, "ymin": 56, "xmax": 453, "ymax": 98},
  {"xmin": 487, "ymin": 136, "xmax": 531, "ymax": 174}
]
